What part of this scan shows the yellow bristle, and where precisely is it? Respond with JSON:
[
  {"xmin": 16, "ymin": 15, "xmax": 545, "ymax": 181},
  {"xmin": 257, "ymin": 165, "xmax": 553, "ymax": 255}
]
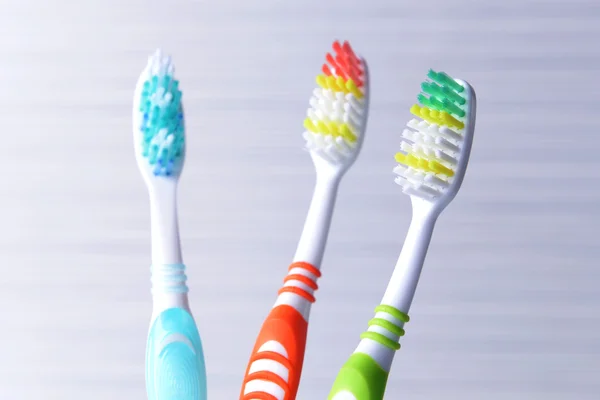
[
  {"xmin": 411, "ymin": 104, "xmax": 464, "ymax": 130},
  {"xmin": 346, "ymin": 79, "xmax": 363, "ymax": 99},
  {"xmin": 395, "ymin": 152, "xmax": 455, "ymax": 177},
  {"xmin": 339, "ymin": 124, "xmax": 358, "ymax": 143},
  {"xmin": 429, "ymin": 160, "xmax": 454, "ymax": 177},
  {"xmin": 326, "ymin": 76, "xmax": 341, "ymax": 91},
  {"xmin": 317, "ymin": 120, "xmax": 330, "ymax": 134},
  {"xmin": 327, "ymin": 121, "xmax": 340, "ymax": 136},
  {"xmin": 316, "ymin": 74, "xmax": 328, "ymax": 89},
  {"xmin": 304, "ymin": 118, "xmax": 317, "ymax": 132},
  {"xmin": 336, "ymin": 76, "xmax": 348, "ymax": 93}
]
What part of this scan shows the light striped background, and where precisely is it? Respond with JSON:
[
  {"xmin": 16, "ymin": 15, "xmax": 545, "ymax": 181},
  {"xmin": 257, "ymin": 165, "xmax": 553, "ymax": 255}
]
[{"xmin": 1, "ymin": 0, "xmax": 599, "ymax": 398}]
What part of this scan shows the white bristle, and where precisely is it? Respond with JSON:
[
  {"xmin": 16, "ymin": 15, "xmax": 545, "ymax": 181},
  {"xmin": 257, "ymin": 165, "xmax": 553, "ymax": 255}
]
[
  {"xmin": 407, "ymin": 119, "xmax": 462, "ymax": 142},
  {"xmin": 334, "ymin": 136, "xmax": 353, "ymax": 155},
  {"xmin": 348, "ymin": 96, "xmax": 365, "ymax": 113},
  {"xmin": 326, "ymin": 145, "xmax": 344, "ymax": 163},
  {"xmin": 393, "ymin": 164, "xmax": 408, "ymax": 175},
  {"xmin": 147, "ymin": 49, "xmax": 177, "ymax": 80},
  {"xmin": 435, "ymin": 150, "xmax": 458, "ymax": 167},
  {"xmin": 424, "ymin": 174, "xmax": 450, "ymax": 189},
  {"xmin": 402, "ymin": 185, "xmax": 438, "ymax": 200},
  {"xmin": 346, "ymin": 108, "xmax": 363, "ymax": 130},
  {"xmin": 436, "ymin": 137, "xmax": 460, "ymax": 153},
  {"xmin": 416, "ymin": 184, "xmax": 441, "ymax": 197}
]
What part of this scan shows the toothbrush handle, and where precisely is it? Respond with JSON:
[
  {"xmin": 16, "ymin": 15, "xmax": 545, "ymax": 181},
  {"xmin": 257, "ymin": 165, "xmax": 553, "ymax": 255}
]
[
  {"xmin": 146, "ymin": 264, "xmax": 207, "ymax": 400},
  {"xmin": 240, "ymin": 261, "xmax": 321, "ymax": 400},
  {"xmin": 329, "ymin": 207, "xmax": 435, "ymax": 400},
  {"xmin": 240, "ymin": 305, "xmax": 309, "ymax": 400},
  {"xmin": 328, "ymin": 353, "xmax": 390, "ymax": 400},
  {"xmin": 328, "ymin": 305, "xmax": 410, "ymax": 400}
]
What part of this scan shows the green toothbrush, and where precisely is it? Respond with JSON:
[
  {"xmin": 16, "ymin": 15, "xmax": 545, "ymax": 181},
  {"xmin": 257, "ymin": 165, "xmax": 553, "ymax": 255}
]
[{"xmin": 328, "ymin": 69, "xmax": 477, "ymax": 399}]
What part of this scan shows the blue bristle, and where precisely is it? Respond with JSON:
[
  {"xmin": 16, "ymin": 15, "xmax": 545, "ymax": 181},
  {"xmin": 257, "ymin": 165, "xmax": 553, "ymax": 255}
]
[{"xmin": 138, "ymin": 72, "xmax": 184, "ymax": 176}]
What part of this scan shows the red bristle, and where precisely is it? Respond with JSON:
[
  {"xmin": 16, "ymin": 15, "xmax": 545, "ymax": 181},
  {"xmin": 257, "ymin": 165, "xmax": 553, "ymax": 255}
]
[
  {"xmin": 326, "ymin": 52, "xmax": 347, "ymax": 79},
  {"xmin": 345, "ymin": 60, "xmax": 363, "ymax": 86},
  {"xmin": 334, "ymin": 68, "xmax": 349, "ymax": 80},
  {"xmin": 347, "ymin": 47, "xmax": 364, "ymax": 75},
  {"xmin": 326, "ymin": 53, "xmax": 338, "ymax": 69},
  {"xmin": 348, "ymin": 53, "xmax": 364, "ymax": 74},
  {"xmin": 341, "ymin": 42, "xmax": 363, "ymax": 74},
  {"xmin": 322, "ymin": 64, "xmax": 332, "ymax": 76},
  {"xmin": 342, "ymin": 41, "xmax": 358, "ymax": 60},
  {"xmin": 332, "ymin": 40, "xmax": 343, "ymax": 54},
  {"xmin": 335, "ymin": 55, "xmax": 355, "ymax": 81},
  {"xmin": 327, "ymin": 40, "xmax": 364, "ymax": 87},
  {"xmin": 335, "ymin": 51, "xmax": 349, "ymax": 63},
  {"xmin": 350, "ymin": 71, "xmax": 363, "ymax": 87},
  {"xmin": 335, "ymin": 54, "xmax": 348, "ymax": 71}
]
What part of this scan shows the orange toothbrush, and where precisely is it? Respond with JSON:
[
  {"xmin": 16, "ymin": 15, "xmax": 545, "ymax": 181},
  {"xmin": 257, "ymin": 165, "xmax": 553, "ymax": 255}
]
[{"xmin": 239, "ymin": 40, "xmax": 370, "ymax": 400}]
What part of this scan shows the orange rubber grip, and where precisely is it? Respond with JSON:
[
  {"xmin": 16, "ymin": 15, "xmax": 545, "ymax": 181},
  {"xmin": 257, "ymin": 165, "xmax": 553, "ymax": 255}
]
[{"xmin": 240, "ymin": 262, "xmax": 320, "ymax": 400}]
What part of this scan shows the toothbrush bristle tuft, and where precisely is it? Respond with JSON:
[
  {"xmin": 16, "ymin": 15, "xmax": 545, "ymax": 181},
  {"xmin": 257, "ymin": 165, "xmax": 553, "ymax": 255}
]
[
  {"xmin": 138, "ymin": 50, "xmax": 185, "ymax": 177},
  {"xmin": 394, "ymin": 69, "xmax": 469, "ymax": 200},
  {"xmin": 303, "ymin": 40, "xmax": 367, "ymax": 164}
]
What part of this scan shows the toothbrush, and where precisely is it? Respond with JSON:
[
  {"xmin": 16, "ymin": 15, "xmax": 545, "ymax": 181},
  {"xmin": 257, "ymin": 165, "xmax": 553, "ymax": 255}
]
[
  {"xmin": 328, "ymin": 69, "xmax": 477, "ymax": 400},
  {"xmin": 239, "ymin": 40, "xmax": 370, "ymax": 400},
  {"xmin": 133, "ymin": 49, "xmax": 207, "ymax": 400}
]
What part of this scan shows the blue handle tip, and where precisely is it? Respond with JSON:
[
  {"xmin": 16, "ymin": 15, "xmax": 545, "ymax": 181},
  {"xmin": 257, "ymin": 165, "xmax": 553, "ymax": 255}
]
[{"xmin": 146, "ymin": 308, "xmax": 207, "ymax": 400}]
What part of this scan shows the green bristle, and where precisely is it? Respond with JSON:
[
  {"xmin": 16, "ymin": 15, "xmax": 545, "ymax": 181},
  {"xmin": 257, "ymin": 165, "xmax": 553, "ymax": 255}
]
[
  {"xmin": 419, "ymin": 70, "xmax": 468, "ymax": 118},
  {"xmin": 440, "ymin": 98, "xmax": 465, "ymax": 118},
  {"xmin": 427, "ymin": 69, "xmax": 464, "ymax": 94},
  {"xmin": 417, "ymin": 93, "xmax": 436, "ymax": 110},
  {"xmin": 421, "ymin": 82, "xmax": 446, "ymax": 103},
  {"xmin": 439, "ymin": 84, "xmax": 466, "ymax": 105}
]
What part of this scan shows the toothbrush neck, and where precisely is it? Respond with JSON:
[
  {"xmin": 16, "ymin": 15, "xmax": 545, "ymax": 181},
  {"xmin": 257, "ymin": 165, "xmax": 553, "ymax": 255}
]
[
  {"xmin": 292, "ymin": 173, "xmax": 341, "ymax": 268},
  {"xmin": 381, "ymin": 206, "xmax": 438, "ymax": 314},
  {"xmin": 150, "ymin": 263, "xmax": 190, "ymax": 316},
  {"xmin": 149, "ymin": 182, "xmax": 183, "ymax": 265}
]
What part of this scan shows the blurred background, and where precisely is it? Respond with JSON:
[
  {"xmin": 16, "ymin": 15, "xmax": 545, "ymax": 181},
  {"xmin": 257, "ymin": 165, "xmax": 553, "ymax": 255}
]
[{"xmin": 1, "ymin": 0, "xmax": 599, "ymax": 398}]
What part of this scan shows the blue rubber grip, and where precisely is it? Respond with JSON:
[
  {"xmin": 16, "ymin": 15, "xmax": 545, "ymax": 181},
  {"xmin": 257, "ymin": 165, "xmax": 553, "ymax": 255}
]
[{"xmin": 146, "ymin": 308, "xmax": 207, "ymax": 400}]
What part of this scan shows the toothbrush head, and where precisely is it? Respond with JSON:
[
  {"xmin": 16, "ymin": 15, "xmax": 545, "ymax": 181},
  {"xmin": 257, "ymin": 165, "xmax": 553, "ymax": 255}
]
[
  {"xmin": 133, "ymin": 49, "xmax": 185, "ymax": 180},
  {"xmin": 394, "ymin": 69, "xmax": 477, "ymax": 211},
  {"xmin": 303, "ymin": 40, "xmax": 370, "ymax": 172}
]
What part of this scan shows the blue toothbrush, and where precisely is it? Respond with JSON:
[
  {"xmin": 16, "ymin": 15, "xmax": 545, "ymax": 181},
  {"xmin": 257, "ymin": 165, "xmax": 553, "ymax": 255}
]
[{"xmin": 133, "ymin": 49, "xmax": 207, "ymax": 400}]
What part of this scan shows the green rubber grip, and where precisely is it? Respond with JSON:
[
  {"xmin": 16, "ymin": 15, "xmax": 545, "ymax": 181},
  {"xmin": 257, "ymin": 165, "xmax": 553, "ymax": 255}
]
[
  {"xmin": 327, "ymin": 353, "xmax": 389, "ymax": 400},
  {"xmin": 328, "ymin": 305, "xmax": 410, "ymax": 399}
]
